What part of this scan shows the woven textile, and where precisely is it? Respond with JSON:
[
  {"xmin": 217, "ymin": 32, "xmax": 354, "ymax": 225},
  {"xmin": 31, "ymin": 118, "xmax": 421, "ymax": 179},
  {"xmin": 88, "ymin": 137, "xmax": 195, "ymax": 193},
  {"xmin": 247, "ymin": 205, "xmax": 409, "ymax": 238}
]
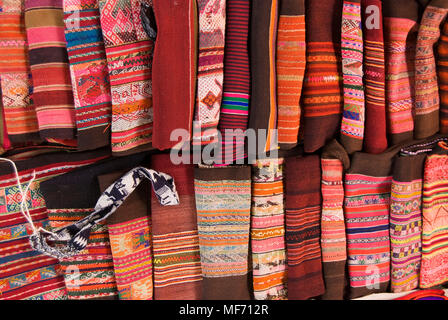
[
  {"xmin": 193, "ymin": 0, "xmax": 226, "ymax": 147},
  {"xmin": 320, "ymin": 140, "xmax": 349, "ymax": 300},
  {"xmin": 0, "ymin": 149, "xmax": 109, "ymax": 300},
  {"xmin": 395, "ymin": 289, "xmax": 448, "ymax": 300},
  {"xmin": 251, "ymin": 158, "xmax": 287, "ymax": 300},
  {"xmin": 151, "ymin": 0, "xmax": 197, "ymax": 150},
  {"xmin": 439, "ymin": 19, "xmax": 448, "ymax": 133},
  {"xmin": 0, "ymin": 0, "xmax": 40, "ymax": 145},
  {"xmin": 390, "ymin": 154, "xmax": 424, "ymax": 292},
  {"xmin": 420, "ymin": 141, "xmax": 448, "ymax": 288},
  {"xmin": 0, "ymin": 93, "xmax": 11, "ymax": 153},
  {"xmin": 362, "ymin": 0, "xmax": 387, "ymax": 154},
  {"xmin": 276, "ymin": 0, "xmax": 305, "ymax": 150},
  {"xmin": 194, "ymin": 166, "xmax": 251, "ymax": 300},
  {"xmin": 98, "ymin": 171, "xmax": 152, "ymax": 300},
  {"xmin": 63, "ymin": 0, "xmax": 112, "ymax": 151},
  {"xmin": 383, "ymin": 0, "xmax": 419, "ymax": 145},
  {"xmin": 40, "ymin": 152, "xmax": 152, "ymax": 300},
  {"xmin": 340, "ymin": 0, "xmax": 364, "ymax": 154},
  {"xmin": 249, "ymin": 0, "xmax": 278, "ymax": 154},
  {"xmin": 24, "ymin": 0, "xmax": 77, "ymax": 142},
  {"xmin": 302, "ymin": 0, "xmax": 343, "ymax": 153},
  {"xmin": 98, "ymin": 0, "xmax": 154, "ymax": 155},
  {"xmin": 344, "ymin": 150, "xmax": 395, "ymax": 298},
  {"xmin": 218, "ymin": 0, "xmax": 250, "ymax": 163},
  {"xmin": 414, "ymin": 3, "xmax": 448, "ymax": 139},
  {"xmin": 151, "ymin": 154, "xmax": 202, "ymax": 300},
  {"xmin": 285, "ymin": 154, "xmax": 325, "ymax": 300},
  {"xmin": 46, "ymin": 208, "xmax": 118, "ymax": 299}
]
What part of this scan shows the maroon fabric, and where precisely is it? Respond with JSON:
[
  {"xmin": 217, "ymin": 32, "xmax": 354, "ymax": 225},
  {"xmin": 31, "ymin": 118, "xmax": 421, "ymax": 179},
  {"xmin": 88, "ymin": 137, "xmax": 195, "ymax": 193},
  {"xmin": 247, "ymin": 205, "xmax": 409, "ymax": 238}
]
[{"xmin": 151, "ymin": 0, "xmax": 197, "ymax": 150}]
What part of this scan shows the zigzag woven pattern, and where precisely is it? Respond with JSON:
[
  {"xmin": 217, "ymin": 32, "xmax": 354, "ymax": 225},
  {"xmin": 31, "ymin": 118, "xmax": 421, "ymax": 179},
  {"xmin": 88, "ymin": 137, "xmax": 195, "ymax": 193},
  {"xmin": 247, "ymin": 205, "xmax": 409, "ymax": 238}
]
[
  {"xmin": 193, "ymin": 0, "xmax": 226, "ymax": 146},
  {"xmin": 251, "ymin": 159, "xmax": 287, "ymax": 300},
  {"xmin": 390, "ymin": 175, "xmax": 422, "ymax": 292},
  {"xmin": 63, "ymin": 0, "xmax": 112, "ymax": 151},
  {"xmin": 98, "ymin": 0, "xmax": 154, "ymax": 155},
  {"xmin": 414, "ymin": 5, "xmax": 448, "ymax": 139},
  {"xmin": 340, "ymin": 0, "xmax": 364, "ymax": 153},
  {"xmin": 384, "ymin": 17, "xmax": 417, "ymax": 144},
  {"xmin": 420, "ymin": 148, "xmax": 448, "ymax": 288}
]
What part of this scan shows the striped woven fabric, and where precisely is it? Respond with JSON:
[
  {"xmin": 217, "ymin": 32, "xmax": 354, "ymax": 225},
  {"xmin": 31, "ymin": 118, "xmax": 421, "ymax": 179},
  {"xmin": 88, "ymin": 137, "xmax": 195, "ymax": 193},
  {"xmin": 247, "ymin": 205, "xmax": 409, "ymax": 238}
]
[
  {"xmin": 0, "ymin": 149, "xmax": 109, "ymax": 300},
  {"xmin": 420, "ymin": 141, "xmax": 448, "ymax": 288},
  {"xmin": 383, "ymin": 0, "xmax": 419, "ymax": 145},
  {"xmin": 414, "ymin": 4, "xmax": 448, "ymax": 139},
  {"xmin": 24, "ymin": 0, "xmax": 77, "ymax": 142},
  {"xmin": 285, "ymin": 154, "xmax": 325, "ymax": 300},
  {"xmin": 320, "ymin": 140, "xmax": 349, "ymax": 300},
  {"xmin": 340, "ymin": 0, "xmax": 364, "ymax": 154},
  {"xmin": 276, "ymin": 0, "xmax": 305, "ymax": 150},
  {"xmin": 47, "ymin": 208, "xmax": 119, "ymax": 300},
  {"xmin": 193, "ymin": 0, "xmax": 226, "ymax": 147},
  {"xmin": 151, "ymin": 154, "xmax": 202, "ymax": 300},
  {"xmin": 194, "ymin": 166, "xmax": 251, "ymax": 300},
  {"xmin": 0, "ymin": 92, "xmax": 11, "ymax": 153},
  {"xmin": 439, "ymin": 19, "xmax": 448, "ymax": 133},
  {"xmin": 218, "ymin": 0, "xmax": 250, "ymax": 163},
  {"xmin": 98, "ymin": 0, "xmax": 154, "ymax": 155},
  {"xmin": 98, "ymin": 171, "xmax": 153, "ymax": 300},
  {"xmin": 251, "ymin": 158, "xmax": 287, "ymax": 300},
  {"xmin": 302, "ymin": 0, "xmax": 343, "ymax": 153},
  {"xmin": 344, "ymin": 151, "xmax": 394, "ymax": 298},
  {"xmin": 0, "ymin": 0, "xmax": 40, "ymax": 145},
  {"xmin": 362, "ymin": 0, "xmax": 387, "ymax": 154},
  {"xmin": 249, "ymin": 0, "xmax": 278, "ymax": 154},
  {"xmin": 63, "ymin": 0, "xmax": 111, "ymax": 151},
  {"xmin": 390, "ymin": 154, "xmax": 424, "ymax": 293}
]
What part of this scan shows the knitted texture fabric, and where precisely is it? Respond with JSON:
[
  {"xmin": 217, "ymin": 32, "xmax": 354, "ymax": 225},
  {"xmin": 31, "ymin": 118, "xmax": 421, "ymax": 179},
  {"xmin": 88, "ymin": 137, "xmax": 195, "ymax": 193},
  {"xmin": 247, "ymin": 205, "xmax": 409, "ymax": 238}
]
[
  {"xmin": 47, "ymin": 208, "xmax": 119, "ymax": 299},
  {"xmin": 98, "ymin": 171, "xmax": 153, "ymax": 300},
  {"xmin": 383, "ymin": 0, "xmax": 419, "ymax": 145},
  {"xmin": 218, "ymin": 0, "xmax": 250, "ymax": 163},
  {"xmin": 285, "ymin": 154, "xmax": 325, "ymax": 300},
  {"xmin": 302, "ymin": 0, "xmax": 343, "ymax": 153},
  {"xmin": 390, "ymin": 154, "xmax": 424, "ymax": 293},
  {"xmin": 194, "ymin": 166, "xmax": 251, "ymax": 300},
  {"xmin": 414, "ymin": 2, "xmax": 448, "ymax": 139},
  {"xmin": 0, "ymin": 149, "xmax": 109, "ymax": 300},
  {"xmin": 193, "ymin": 0, "xmax": 226, "ymax": 147},
  {"xmin": 251, "ymin": 158, "xmax": 287, "ymax": 300},
  {"xmin": 63, "ymin": 0, "xmax": 112, "ymax": 151},
  {"xmin": 151, "ymin": 154, "xmax": 202, "ymax": 300},
  {"xmin": 249, "ymin": 0, "xmax": 278, "ymax": 154},
  {"xmin": 98, "ymin": 0, "xmax": 154, "ymax": 155},
  {"xmin": 320, "ymin": 140, "xmax": 349, "ymax": 300},
  {"xmin": 24, "ymin": 0, "xmax": 77, "ymax": 142},
  {"xmin": 276, "ymin": 0, "xmax": 305, "ymax": 150},
  {"xmin": 420, "ymin": 141, "xmax": 448, "ymax": 288},
  {"xmin": 151, "ymin": 0, "xmax": 197, "ymax": 150},
  {"xmin": 362, "ymin": 0, "xmax": 387, "ymax": 154},
  {"xmin": 340, "ymin": 0, "xmax": 364, "ymax": 154},
  {"xmin": 439, "ymin": 19, "xmax": 448, "ymax": 133},
  {"xmin": 344, "ymin": 150, "xmax": 396, "ymax": 298},
  {"xmin": 0, "ymin": 0, "xmax": 40, "ymax": 145}
]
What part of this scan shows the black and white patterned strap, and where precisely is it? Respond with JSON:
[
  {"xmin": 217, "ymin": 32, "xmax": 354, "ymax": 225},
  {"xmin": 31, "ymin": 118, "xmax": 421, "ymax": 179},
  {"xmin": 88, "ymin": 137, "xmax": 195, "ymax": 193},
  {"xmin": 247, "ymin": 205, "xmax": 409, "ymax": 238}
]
[
  {"xmin": 30, "ymin": 167, "xmax": 179, "ymax": 260},
  {"xmin": 400, "ymin": 137, "xmax": 448, "ymax": 156}
]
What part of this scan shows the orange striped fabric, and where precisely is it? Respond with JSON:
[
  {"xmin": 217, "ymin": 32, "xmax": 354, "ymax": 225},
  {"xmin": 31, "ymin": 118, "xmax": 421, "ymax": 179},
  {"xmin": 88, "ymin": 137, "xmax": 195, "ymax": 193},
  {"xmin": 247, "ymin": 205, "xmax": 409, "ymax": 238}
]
[
  {"xmin": 0, "ymin": 0, "xmax": 40, "ymax": 145},
  {"xmin": 276, "ymin": 13, "xmax": 306, "ymax": 149}
]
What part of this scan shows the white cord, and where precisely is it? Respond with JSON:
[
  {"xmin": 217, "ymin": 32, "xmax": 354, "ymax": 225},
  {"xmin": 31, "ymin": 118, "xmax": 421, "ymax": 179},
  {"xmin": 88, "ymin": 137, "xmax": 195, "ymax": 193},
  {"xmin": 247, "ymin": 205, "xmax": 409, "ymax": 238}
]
[{"xmin": 0, "ymin": 157, "xmax": 38, "ymax": 234}]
